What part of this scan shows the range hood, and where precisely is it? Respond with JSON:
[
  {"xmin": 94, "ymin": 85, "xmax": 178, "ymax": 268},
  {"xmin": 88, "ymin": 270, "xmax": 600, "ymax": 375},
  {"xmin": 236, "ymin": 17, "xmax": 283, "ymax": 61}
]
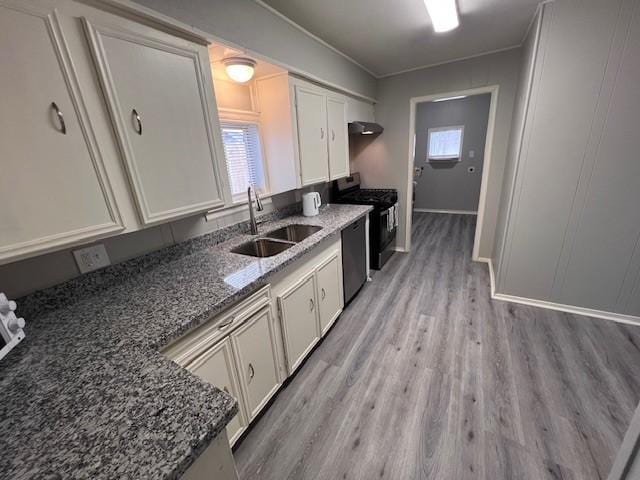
[{"xmin": 348, "ymin": 121, "xmax": 383, "ymax": 136}]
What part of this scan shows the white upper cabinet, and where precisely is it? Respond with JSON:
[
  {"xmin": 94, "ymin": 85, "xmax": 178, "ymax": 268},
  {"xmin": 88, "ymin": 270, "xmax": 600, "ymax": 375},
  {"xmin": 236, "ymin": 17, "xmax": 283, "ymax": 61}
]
[
  {"xmin": 257, "ymin": 75, "xmax": 366, "ymax": 193},
  {"xmin": 84, "ymin": 19, "xmax": 225, "ymax": 225},
  {"xmin": 326, "ymin": 97, "xmax": 349, "ymax": 180},
  {"xmin": 295, "ymin": 85, "xmax": 330, "ymax": 186},
  {"xmin": 0, "ymin": 1, "xmax": 123, "ymax": 265}
]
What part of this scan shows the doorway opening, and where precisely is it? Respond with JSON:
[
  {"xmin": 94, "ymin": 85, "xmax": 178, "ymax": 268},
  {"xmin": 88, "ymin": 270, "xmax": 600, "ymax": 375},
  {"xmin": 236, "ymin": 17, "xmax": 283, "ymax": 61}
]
[{"xmin": 404, "ymin": 86, "xmax": 499, "ymax": 260}]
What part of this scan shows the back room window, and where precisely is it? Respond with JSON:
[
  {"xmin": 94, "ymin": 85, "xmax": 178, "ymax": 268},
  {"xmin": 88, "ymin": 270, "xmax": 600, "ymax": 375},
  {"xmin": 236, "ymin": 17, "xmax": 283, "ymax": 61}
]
[
  {"xmin": 220, "ymin": 120, "xmax": 267, "ymax": 198},
  {"xmin": 427, "ymin": 126, "xmax": 464, "ymax": 161}
]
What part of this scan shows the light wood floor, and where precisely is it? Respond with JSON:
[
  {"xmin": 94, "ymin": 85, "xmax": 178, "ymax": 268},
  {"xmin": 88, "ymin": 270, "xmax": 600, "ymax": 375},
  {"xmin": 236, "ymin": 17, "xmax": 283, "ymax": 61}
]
[{"xmin": 234, "ymin": 212, "xmax": 640, "ymax": 479}]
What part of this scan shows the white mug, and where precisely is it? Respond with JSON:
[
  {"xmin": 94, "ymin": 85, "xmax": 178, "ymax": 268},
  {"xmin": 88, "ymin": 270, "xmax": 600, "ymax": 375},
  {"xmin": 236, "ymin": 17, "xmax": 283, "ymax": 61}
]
[{"xmin": 302, "ymin": 192, "xmax": 322, "ymax": 217}]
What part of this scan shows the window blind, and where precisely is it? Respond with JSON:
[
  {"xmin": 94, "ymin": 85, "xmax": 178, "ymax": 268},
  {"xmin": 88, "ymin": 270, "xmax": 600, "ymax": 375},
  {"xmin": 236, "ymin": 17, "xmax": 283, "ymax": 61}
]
[
  {"xmin": 427, "ymin": 126, "xmax": 464, "ymax": 160},
  {"xmin": 220, "ymin": 121, "xmax": 265, "ymax": 196}
]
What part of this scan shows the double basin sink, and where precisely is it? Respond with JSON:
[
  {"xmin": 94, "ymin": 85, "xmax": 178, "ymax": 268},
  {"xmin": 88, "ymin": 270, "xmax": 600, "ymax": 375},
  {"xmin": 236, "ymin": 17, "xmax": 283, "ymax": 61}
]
[{"xmin": 232, "ymin": 224, "xmax": 322, "ymax": 258}]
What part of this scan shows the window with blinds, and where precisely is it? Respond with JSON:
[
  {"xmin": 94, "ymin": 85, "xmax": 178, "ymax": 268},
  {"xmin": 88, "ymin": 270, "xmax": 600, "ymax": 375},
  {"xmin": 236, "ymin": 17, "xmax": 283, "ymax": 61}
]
[
  {"xmin": 427, "ymin": 125, "xmax": 464, "ymax": 161},
  {"xmin": 220, "ymin": 121, "xmax": 266, "ymax": 197}
]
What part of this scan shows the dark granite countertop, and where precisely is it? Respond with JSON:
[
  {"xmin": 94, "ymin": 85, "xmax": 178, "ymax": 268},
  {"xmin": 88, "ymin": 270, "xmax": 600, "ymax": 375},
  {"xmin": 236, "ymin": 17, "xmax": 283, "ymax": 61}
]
[{"xmin": 0, "ymin": 204, "xmax": 372, "ymax": 480}]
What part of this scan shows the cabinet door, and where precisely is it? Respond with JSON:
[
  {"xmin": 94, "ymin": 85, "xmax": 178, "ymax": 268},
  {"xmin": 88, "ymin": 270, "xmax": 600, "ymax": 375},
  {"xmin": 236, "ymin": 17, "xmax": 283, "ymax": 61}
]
[
  {"xmin": 0, "ymin": 1, "xmax": 123, "ymax": 264},
  {"xmin": 278, "ymin": 272, "xmax": 320, "ymax": 373},
  {"xmin": 84, "ymin": 20, "xmax": 225, "ymax": 225},
  {"xmin": 187, "ymin": 338, "xmax": 247, "ymax": 446},
  {"xmin": 231, "ymin": 307, "xmax": 280, "ymax": 420},
  {"xmin": 295, "ymin": 86, "xmax": 329, "ymax": 186},
  {"xmin": 327, "ymin": 97, "xmax": 349, "ymax": 180},
  {"xmin": 316, "ymin": 254, "xmax": 344, "ymax": 335}
]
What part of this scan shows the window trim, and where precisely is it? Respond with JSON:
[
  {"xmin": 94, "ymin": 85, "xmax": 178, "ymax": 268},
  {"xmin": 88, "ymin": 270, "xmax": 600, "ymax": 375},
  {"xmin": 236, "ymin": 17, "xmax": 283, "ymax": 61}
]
[
  {"xmin": 218, "ymin": 114, "xmax": 271, "ymax": 204},
  {"xmin": 426, "ymin": 125, "xmax": 465, "ymax": 161}
]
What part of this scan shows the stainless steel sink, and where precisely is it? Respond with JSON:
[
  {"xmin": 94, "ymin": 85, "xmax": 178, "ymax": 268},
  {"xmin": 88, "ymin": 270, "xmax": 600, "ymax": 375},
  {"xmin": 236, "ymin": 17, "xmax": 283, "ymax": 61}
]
[
  {"xmin": 231, "ymin": 238, "xmax": 294, "ymax": 258},
  {"xmin": 263, "ymin": 224, "xmax": 322, "ymax": 243}
]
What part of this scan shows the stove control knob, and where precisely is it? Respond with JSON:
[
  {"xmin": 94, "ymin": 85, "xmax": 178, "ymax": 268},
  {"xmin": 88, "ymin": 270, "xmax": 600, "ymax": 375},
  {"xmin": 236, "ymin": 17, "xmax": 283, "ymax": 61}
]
[{"xmin": 7, "ymin": 313, "xmax": 25, "ymax": 333}]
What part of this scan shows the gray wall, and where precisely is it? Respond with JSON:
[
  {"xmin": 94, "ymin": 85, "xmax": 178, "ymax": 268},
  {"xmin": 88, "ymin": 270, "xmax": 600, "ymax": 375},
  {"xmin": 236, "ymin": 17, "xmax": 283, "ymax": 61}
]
[
  {"xmin": 133, "ymin": 0, "xmax": 377, "ymax": 99},
  {"xmin": 353, "ymin": 48, "xmax": 521, "ymax": 257},
  {"xmin": 492, "ymin": 5, "xmax": 542, "ymax": 278},
  {"xmin": 494, "ymin": 0, "xmax": 640, "ymax": 318},
  {"xmin": 414, "ymin": 94, "xmax": 491, "ymax": 212}
]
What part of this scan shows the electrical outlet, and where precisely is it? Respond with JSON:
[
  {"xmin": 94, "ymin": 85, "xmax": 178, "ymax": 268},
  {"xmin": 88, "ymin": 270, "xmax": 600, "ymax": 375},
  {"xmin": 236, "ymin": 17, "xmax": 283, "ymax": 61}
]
[{"xmin": 73, "ymin": 244, "xmax": 111, "ymax": 274}]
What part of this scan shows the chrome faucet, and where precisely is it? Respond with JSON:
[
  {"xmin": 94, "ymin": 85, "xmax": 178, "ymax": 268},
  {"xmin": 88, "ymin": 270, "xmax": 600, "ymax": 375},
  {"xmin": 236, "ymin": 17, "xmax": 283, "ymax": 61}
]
[{"xmin": 247, "ymin": 186, "xmax": 264, "ymax": 235}]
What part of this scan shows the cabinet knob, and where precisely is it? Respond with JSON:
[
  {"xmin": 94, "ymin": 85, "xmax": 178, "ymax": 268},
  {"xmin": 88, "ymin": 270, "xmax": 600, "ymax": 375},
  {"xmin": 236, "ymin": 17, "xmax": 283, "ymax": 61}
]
[
  {"xmin": 331, "ymin": 130, "xmax": 335, "ymax": 141},
  {"xmin": 321, "ymin": 288, "xmax": 326, "ymax": 300},
  {"xmin": 320, "ymin": 128, "xmax": 324, "ymax": 139},
  {"xmin": 248, "ymin": 363, "xmax": 255, "ymax": 382},
  {"xmin": 309, "ymin": 298, "xmax": 315, "ymax": 311}
]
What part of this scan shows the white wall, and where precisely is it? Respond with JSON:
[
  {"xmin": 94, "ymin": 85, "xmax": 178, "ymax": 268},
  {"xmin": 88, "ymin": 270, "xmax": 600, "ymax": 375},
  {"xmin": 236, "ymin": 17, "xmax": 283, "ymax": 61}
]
[
  {"xmin": 353, "ymin": 48, "xmax": 521, "ymax": 257},
  {"xmin": 133, "ymin": 0, "xmax": 377, "ymax": 100},
  {"xmin": 494, "ymin": 0, "xmax": 640, "ymax": 318}
]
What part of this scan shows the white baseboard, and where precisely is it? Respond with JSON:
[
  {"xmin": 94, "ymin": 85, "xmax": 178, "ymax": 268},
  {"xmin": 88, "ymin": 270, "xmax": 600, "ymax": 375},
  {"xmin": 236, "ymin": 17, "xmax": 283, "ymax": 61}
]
[
  {"xmin": 476, "ymin": 257, "xmax": 496, "ymax": 296},
  {"xmin": 482, "ymin": 258, "xmax": 640, "ymax": 327},
  {"xmin": 413, "ymin": 208, "xmax": 478, "ymax": 215},
  {"xmin": 392, "ymin": 246, "xmax": 407, "ymax": 253}
]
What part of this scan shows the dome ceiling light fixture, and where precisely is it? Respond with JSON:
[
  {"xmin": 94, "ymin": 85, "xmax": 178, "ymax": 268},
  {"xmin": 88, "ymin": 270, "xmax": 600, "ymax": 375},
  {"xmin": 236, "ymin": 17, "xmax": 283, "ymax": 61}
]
[
  {"xmin": 223, "ymin": 57, "xmax": 257, "ymax": 83},
  {"xmin": 424, "ymin": 0, "xmax": 459, "ymax": 33}
]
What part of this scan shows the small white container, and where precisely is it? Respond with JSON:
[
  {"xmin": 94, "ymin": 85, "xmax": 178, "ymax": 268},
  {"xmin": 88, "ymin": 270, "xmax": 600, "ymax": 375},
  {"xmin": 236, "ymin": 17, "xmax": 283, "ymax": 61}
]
[{"xmin": 302, "ymin": 192, "xmax": 322, "ymax": 217}]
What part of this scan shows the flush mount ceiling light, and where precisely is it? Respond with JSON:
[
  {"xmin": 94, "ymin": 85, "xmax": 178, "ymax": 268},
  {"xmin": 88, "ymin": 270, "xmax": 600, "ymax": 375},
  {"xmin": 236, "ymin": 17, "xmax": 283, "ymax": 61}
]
[
  {"xmin": 424, "ymin": 0, "xmax": 459, "ymax": 33},
  {"xmin": 433, "ymin": 95, "xmax": 467, "ymax": 102},
  {"xmin": 223, "ymin": 57, "xmax": 256, "ymax": 83}
]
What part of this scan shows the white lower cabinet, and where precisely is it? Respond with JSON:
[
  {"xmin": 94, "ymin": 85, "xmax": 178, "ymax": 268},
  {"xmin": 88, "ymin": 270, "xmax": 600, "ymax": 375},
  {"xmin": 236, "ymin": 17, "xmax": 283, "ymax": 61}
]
[
  {"xmin": 181, "ymin": 429, "xmax": 238, "ymax": 480},
  {"xmin": 277, "ymin": 272, "xmax": 320, "ymax": 374},
  {"xmin": 316, "ymin": 253, "xmax": 344, "ymax": 335},
  {"xmin": 164, "ymin": 286, "xmax": 282, "ymax": 448},
  {"xmin": 272, "ymin": 236, "xmax": 343, "ymax": 375},
  {"xmin": 166, "ymin": 237, "xmax": 344, "ymax": 464},
  {"xmin": 230, "ymin": 306, "xmax": 281, "ymax": 420},
  {"xmin": 186, "ymin": 338, "xmax": 247, "ymax": 446}
]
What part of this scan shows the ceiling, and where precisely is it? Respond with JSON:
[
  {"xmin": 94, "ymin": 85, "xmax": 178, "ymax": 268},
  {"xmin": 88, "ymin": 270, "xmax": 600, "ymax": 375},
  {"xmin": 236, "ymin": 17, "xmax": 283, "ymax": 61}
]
[{"xmin": 259, "ymin": 0, "xmax": 542, "ymax": 77}]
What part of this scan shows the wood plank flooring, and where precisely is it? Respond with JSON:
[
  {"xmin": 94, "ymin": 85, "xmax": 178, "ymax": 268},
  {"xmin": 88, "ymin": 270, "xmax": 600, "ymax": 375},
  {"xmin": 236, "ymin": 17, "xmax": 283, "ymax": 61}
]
[{"xmin": 234, "ymin": 212, "xmax": 640, "ymax": 479}]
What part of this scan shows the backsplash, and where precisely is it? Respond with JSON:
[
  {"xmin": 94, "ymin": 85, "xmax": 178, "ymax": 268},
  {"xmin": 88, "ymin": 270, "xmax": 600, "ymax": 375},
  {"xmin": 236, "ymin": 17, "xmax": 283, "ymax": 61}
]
[
  {"xmin": 0, "ymin": 184, "xmax": 331, "ymax": 301},
  {"xmin": 16, "ymin": 202, "xmax": 303, "ymax": 320}
]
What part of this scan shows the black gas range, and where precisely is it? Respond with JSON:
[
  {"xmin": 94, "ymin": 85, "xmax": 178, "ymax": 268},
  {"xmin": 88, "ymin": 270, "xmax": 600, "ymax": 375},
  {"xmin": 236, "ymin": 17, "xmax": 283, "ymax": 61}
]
[{"xmin": 333, "ymin": 173, "xmax": 398, "ymax": 270}]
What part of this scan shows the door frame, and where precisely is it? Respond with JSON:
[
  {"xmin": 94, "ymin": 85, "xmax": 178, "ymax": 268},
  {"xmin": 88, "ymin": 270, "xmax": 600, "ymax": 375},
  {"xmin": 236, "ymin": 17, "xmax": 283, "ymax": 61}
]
[{"xmin": 404, "ymin": 85, "xmax": 500, "ymax": 260}]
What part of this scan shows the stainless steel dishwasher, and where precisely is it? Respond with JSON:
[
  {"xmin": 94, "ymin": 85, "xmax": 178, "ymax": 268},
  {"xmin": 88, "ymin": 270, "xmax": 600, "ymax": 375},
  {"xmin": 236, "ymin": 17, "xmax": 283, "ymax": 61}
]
[{"xmin": 341, "ymin": 216, "xmax": 367, "ymax": 304}]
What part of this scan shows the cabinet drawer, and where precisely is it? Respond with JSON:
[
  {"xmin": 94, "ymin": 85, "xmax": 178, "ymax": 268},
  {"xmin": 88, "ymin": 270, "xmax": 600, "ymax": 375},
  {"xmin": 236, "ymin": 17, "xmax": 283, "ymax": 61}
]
[
  {"xmin": 186, "ymin": 338, "xmax": 246, "ymax": 446},
  {"xmin": 316, "ymin": 253, "xmax": 343, "ymax": 335},
  {"xmin": 231, "ymin": 306, "xmax": 281, "ymax": 420},
  {"xmin": 163, "ymin": 286, "xmax": 271, "ymax": 367}
]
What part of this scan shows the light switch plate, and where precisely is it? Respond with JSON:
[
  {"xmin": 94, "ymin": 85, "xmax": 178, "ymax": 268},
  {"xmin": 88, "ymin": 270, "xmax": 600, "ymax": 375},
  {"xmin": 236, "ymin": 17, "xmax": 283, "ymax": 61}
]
[{"xmin": 73, "ymin": 244, "xmax": 111, "ymax": 274}]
